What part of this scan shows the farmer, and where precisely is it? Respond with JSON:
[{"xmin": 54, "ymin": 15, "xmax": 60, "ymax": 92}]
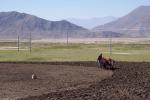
[{"xmin": 97, "ymin": 53, "xmax": 103, "ymax": 67}]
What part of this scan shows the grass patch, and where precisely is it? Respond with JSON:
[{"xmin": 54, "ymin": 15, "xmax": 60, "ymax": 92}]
[{"xmin": 0, "ymin": 43, "xmax": 149, "ymax": 62}]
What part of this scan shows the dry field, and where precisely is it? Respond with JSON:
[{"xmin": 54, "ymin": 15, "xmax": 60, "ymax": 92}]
[
  {"xmin": 17, "ymin": 62, "xmax": 150, "ymax": 100},
  {"xmin": 0, "ymin": 62, "xmax": 112, "ymax": 100}
]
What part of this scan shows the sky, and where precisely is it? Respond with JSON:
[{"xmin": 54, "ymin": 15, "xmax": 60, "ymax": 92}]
[{"xmin": 0, "ymin": 0, "xmax": 150, "ymax": 20}]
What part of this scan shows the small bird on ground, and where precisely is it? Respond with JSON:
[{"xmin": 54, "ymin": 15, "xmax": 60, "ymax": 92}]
[{"xmin": 32, "ymin": 74, "xmax": 37, "ymax": 80}]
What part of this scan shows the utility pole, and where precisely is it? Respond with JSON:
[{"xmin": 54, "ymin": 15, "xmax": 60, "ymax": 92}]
[
  {"xmin": 17, "ymin": 35, "xmax": 20, "ymax": 52},
  {"xmin": 109, "ymin": 33, "xmax": 112, "ymax": 56},
  {"xmin": 29, "ymin": 32, "xmax": 32, "ymax": 53},
  {"xmin": 67, "ymin": 30, "xmax": 69, "ymax": 45}
]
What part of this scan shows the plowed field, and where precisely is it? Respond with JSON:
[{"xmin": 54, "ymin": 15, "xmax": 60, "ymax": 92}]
[
  {"xmin": 0, "ymin": 62, "xmax": 149, "ymax": 100},
  {"xmin": 19, "ymin": 62, "xmax": 150, "ymax": 100},
  {"xmin": 0, "ymin": 62, "xmax": 112, "ymax": 100}
]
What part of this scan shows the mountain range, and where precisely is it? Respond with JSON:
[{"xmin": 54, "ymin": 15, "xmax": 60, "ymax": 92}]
[
  {"xmin": 1, "ymin": 6, "xmax": 150, "ymax": 39},
  {"xmin": 0, "ymin": 11, "xmax": 90, "ymax": 39},
  {"xmin": 67, "ymin": 16, "xmax": 117, "ymax": 29},
  {"xmin": 93, "ymin": 6, "xmax": 150, "ymax": 37}
]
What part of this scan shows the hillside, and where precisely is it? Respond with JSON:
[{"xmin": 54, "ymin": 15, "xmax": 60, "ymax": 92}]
[
  {"xmin": 0, "ymin": 11, "xmax": 89, "ymax": 39},
  {"xmin": 93, "ymin": 6, "xmax": 150, "ymax": 37}
]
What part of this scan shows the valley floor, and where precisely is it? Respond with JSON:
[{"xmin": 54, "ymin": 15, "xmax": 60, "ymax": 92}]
[
  {"xmin": 32, "ymin": 38, "xmax": 150, "ymax": 44},
  {"xmin": 0, "ymin": 38, "xmax": 150, "ymax": 44}
]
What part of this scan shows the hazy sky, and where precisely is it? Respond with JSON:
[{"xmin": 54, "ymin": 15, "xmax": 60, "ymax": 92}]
[{"xmin": 0, "ymin": 0, "xmax": 150, "ymax": 20}]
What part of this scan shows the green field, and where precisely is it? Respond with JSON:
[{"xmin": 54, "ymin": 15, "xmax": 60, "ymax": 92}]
[{"xmin": 0, "ymin": 42, "xmax": 149, "ymax": 62}]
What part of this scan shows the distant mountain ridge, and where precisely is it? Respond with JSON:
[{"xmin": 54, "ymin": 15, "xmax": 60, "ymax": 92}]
[
  {"xmin": 0, "ymin": 11, "xmax": 89, "ymax": 39},
  {"xmin": 67, "ymin": 16, "xmax": 117, "ymax": 29},
  {"xmin": 93, "ymin": 6, "xmax": 150, "ymax": 37},
  {"xmin": 1, "ymin": 6, "xmax": 150, "ymax": 39}
]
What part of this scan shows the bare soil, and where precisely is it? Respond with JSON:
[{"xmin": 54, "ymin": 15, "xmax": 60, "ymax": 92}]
[
  {"xmin": 17, "ymin": 62, "xmax": 150, "ymax": 100},
  {"xmin": 0, "ymin": 62, "xmax": 112, "ymax": 100}
]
